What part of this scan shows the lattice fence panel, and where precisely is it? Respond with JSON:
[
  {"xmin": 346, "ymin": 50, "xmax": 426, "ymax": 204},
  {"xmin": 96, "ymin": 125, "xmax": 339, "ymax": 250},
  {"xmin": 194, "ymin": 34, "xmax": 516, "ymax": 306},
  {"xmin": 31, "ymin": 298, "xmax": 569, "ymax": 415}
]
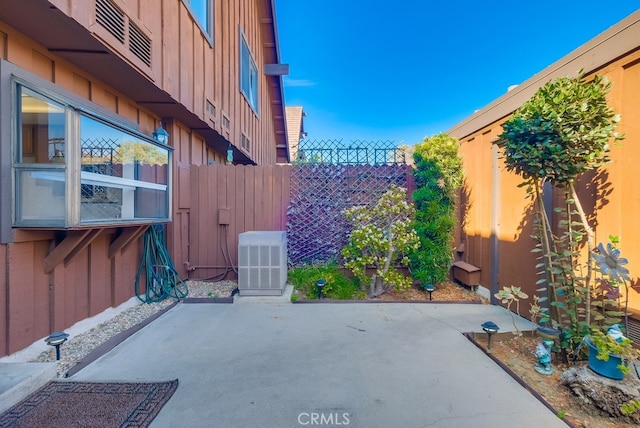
[
  {"xmin": 295, "ymin": 139, "xmax": 406, "ymax": 166},
  {"xmin": 287, "ymin": 140, "xmax": 409, "ymax": 265}
]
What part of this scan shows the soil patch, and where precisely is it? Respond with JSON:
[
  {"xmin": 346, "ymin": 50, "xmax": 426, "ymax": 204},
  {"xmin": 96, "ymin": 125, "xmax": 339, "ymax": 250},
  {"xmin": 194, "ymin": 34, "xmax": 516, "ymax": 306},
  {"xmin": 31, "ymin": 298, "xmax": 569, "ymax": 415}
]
[
  {"xmin": 374, "ymin": 281, "xmax": 485, "ymax": 302},
  {"xmin": 294, "ymin": 281, "xmax": 487, "ymax": 303}
]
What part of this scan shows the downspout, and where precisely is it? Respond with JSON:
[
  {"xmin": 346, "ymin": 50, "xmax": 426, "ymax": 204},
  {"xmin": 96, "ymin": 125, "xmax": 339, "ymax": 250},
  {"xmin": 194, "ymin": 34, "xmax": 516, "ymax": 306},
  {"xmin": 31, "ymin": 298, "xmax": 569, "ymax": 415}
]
[{"xmin": 490, "ymin": 144, "xmax": 500, "ymax": 304}]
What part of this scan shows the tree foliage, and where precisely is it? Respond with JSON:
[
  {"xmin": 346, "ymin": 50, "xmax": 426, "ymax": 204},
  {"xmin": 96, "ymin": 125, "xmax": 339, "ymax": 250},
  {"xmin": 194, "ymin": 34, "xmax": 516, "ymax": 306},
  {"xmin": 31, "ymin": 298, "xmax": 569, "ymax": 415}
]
[
  {"xmin": 495, "ymin": 72, "xmax": 623, "ymax": 356},
  {"xmin": 410, "ymin": 134, "xmax": 464, "ymax": 285},
  {"xmin": 341, "ymin": 185, "xmax": 419, "ymax": 297},
  {"xmin": 499, "ymin": 73, "xmax": 620, "ymax": 186}
]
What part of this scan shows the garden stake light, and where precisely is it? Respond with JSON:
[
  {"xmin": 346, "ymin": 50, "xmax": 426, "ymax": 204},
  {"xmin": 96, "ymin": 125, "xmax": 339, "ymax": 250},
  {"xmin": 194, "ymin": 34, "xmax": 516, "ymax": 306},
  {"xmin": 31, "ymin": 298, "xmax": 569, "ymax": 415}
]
[
  {"xmin": 424, "ymin": 284, "xmax": 436, "ymax": 300},
  {"xmin": 45, "ymin": 331, "xmax": 69, "ymax": 361},
  {"xmin": 481, "ymin": 321, "xmax": 499, "ymax": 352},
  {"xmin": 315, "ymin": 279, "xmax": 326, "ymax": 299}
]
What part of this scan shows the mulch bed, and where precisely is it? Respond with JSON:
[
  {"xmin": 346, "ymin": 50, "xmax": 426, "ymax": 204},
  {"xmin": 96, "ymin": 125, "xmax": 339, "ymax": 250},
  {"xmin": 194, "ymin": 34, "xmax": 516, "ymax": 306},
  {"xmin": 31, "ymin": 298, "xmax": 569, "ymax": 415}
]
[
  {"xmin": 0, "ymin": 379, "xmax": 178, "ymax": 427},
  {"xmin": 294, "ymin": 281, "xmax": 487, "ymax": 303}
]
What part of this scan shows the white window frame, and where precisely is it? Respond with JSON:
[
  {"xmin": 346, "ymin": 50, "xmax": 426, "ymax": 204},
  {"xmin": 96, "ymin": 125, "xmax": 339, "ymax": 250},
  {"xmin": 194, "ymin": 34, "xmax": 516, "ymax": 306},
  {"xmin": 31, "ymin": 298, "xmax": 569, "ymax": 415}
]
[
  {"xmin": 239, "ymin": 28, "xmax": 259, "ymax": 115},
  {"xmin": 4, "ymin": 66, "xmax": 172, "ymax": 231}
]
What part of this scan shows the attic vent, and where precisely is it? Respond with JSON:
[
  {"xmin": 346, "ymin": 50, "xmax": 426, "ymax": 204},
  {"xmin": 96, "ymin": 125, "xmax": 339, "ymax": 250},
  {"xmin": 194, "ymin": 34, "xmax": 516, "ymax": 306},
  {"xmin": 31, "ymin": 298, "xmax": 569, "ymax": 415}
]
[
  {"xmin": 129, "ymin": 22, "xmax": 151, "ymax": 66},
  {"xmin": 96, "ymin": 0, "xmax": 125, "ymax": 43},
  {"xmin": 95, "ymin": 0, "xmax": 152, "ymax": 68}
]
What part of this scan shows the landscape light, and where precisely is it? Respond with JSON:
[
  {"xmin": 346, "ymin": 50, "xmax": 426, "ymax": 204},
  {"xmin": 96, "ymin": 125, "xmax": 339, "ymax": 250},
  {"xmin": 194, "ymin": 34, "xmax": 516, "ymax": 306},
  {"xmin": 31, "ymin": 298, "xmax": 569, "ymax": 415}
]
[
  {"xmin": 481, "ymin": 321, "xmax": 499, "ymax": 352},
  {"xmin": 45, "ymin": 331, "xmax": 69, "ymax": 361}
]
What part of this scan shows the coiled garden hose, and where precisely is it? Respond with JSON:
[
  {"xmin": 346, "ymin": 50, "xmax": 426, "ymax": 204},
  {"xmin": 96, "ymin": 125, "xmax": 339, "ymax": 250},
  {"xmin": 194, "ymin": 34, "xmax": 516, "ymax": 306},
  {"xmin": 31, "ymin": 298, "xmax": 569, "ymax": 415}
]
[{"xmin": 135, "ymin": 224, "xmax": 189, "ymax": 303}]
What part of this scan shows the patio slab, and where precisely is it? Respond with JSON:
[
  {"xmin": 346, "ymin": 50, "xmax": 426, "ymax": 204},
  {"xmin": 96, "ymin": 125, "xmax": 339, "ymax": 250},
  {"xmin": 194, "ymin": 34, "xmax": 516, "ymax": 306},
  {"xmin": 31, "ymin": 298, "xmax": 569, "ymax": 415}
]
[{"xmin": 67, "ymin": 302, "xmax": 566, "ymax": 428}]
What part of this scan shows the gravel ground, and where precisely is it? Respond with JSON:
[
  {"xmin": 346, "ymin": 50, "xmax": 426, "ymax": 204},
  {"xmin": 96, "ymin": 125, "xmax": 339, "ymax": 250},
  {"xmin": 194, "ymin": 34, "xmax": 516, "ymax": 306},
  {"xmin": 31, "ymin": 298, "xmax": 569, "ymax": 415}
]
[{"xmin": 28, "ymin": 280, "xmax": 237, "ymax": 378}]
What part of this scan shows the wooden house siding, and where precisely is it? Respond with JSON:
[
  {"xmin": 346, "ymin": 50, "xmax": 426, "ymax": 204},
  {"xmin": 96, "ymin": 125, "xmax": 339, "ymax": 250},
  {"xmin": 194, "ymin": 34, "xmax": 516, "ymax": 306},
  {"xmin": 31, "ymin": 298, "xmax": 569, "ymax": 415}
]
[
  {"xmin": 448, "ymin": 10, "xmax": 640, "ymax": 314},
  {"xmin": 0, "ymin": 0, "xmax": 287, "ymax": 357},
  {"xmin": 41, "ymin": 0, "xmax": 286, "ymax": 166}
]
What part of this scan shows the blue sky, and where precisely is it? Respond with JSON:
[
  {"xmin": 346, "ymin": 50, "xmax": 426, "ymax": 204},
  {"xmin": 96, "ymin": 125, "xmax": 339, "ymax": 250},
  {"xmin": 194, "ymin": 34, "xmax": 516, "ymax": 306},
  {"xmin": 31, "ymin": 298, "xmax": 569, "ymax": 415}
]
[{"xmin": 275, "ymin": 1, "xmax": 639, "ymax": 145}]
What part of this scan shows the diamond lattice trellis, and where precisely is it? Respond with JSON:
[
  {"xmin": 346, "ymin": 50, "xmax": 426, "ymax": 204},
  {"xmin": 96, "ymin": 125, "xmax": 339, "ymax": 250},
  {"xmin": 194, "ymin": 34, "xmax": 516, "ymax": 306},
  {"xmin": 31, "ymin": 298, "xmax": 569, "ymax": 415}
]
[{"xmin": 287, "ymin": 140, "xmax": 409, "ymax": 265}]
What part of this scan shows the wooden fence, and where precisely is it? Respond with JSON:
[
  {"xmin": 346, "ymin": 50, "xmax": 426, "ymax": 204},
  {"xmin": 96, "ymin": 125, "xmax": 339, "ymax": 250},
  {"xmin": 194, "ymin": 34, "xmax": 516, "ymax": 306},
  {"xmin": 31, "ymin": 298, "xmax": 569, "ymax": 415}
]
[
  {"xmin": 179, "ymin": 165, "xmax": 291, "ymax": 281},
  {"xmin": 175, "ymin": 163, "xmax": 414, "ymax": 280}
]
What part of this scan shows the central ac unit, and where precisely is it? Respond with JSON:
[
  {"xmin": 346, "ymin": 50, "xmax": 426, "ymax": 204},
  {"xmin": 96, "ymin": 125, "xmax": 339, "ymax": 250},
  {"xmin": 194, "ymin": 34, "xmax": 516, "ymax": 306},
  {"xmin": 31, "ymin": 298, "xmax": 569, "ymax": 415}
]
[{"xmin": 238, "ymin": 231, "xmax": 287, "ymax": 296}]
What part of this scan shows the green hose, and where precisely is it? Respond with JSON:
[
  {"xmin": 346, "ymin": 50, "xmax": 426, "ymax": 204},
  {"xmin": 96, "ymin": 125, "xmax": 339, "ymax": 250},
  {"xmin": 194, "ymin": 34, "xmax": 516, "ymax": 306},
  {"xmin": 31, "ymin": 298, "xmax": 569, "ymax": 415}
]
[{"xmin": 135, "ymin": 224, "xmax": 189, "ymax": 303}]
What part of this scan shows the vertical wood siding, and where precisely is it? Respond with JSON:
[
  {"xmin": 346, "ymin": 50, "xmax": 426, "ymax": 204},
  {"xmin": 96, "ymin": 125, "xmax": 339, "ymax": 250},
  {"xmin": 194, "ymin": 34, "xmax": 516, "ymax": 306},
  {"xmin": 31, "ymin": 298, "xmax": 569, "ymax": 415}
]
[
  {"xmin": 0, "ymin": 0, "xmax": 285, "ymax": 356},
  {"xmin": 1, "ymin": 230, "xmax": 144, "ymax": 355},
  {"xmin": 456, "ymin": 49, "xmax": 640, "ymax": 314}
]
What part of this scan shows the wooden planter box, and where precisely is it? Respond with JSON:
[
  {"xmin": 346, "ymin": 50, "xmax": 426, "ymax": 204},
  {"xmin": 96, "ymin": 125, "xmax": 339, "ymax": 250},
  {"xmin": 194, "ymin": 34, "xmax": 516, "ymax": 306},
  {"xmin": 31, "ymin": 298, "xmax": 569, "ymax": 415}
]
[{"xmin": 452, "ymin": 261, "xmax": 481, "ymax": 289}]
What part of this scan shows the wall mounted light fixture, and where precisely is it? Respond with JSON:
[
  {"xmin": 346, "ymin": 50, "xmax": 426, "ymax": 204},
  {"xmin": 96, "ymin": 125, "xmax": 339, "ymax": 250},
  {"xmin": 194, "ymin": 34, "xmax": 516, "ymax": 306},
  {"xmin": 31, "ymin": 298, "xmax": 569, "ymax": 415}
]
[
  {"xmin": 227, "ymin": 145, "xmax": 234, "ymax": 164},
  {"xmin": 153, "ymin": 125, "xmax": 169, "ymax": 144}
]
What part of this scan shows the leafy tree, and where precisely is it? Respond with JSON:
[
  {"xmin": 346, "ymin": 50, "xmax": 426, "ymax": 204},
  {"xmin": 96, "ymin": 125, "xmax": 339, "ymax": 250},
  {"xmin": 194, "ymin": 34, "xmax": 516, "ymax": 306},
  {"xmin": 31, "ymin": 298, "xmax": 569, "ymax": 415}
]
[
  {"xmin": 410, "ymin": 134, "xmax": 464, "ymax": 286},
  {"xmin": 495, "ymin": 72, "xmax": 623, "ymax": 355},
  {"xmin": 342, "ymin": 185, "xmax": 420, "ymax": 297}
]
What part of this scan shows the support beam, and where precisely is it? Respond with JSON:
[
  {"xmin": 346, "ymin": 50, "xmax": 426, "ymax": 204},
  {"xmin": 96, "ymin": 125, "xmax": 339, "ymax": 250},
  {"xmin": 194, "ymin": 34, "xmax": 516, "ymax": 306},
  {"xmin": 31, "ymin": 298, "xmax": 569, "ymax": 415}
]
[
  {"xmin": 109, "ymin": 225, "xmax": 150, "ymax": 259},
  {"xmin": 64, "ymin": 229, "xmax": 103, "ymax": 266},
  {"xmin": 44, "ymin": 230, "xmax": 93, "ymax": 273}
]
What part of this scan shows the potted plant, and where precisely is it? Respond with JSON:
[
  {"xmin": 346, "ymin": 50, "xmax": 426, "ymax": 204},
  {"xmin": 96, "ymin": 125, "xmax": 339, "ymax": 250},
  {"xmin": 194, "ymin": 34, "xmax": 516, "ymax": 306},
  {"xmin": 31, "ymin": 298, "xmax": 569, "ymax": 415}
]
[
  {"xmin": 585, "ymin": 240, "xmax": 640, "ymax": 379},
  {"xmin": 585, "ymin": 327, "xmax": 639, "ymax": 380}
]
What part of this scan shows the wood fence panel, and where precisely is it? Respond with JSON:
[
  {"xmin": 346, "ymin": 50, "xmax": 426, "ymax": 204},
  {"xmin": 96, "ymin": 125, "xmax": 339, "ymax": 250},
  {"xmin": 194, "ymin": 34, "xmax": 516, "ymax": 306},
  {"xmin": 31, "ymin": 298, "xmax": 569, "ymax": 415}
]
[
  {"xmin": 186, "ymin": 167, "xmax": 201, "ymax": 272},
  {"xmin": 243, "ymin": 166, "xmax": 256, "ymax": 233},
  {"xmin": 279, "ymin": 166, "xmax": 291, "ymax": 230},
  {"xmin": 194, "ymin": 166, "xmax": 209, "ymax": 270},
  {"xmin": 185, "ymin": 165, "xmax": 291, "ymax": 281},
  {"xmin": 261, "ymin": 167, "xmax": 275, "ymax": 231},
  {"xmin": 226, "ymin": 166, "xmax": 240, "ymax": 268}
]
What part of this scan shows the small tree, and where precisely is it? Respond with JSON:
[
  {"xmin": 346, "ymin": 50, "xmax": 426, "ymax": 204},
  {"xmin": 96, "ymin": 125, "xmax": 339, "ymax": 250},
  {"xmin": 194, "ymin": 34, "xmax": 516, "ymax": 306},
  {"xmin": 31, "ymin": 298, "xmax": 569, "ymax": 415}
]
[
  {"xmin": 410, "ymin": 134, "xmax": 464, "ymax": 285},
  {"xmin": 342, "ymin": 185, "xmax": 420, "ymax": 297},
  {"xmin": 495, "ymin": 72, "xmax": 623, "ymax": 355}
]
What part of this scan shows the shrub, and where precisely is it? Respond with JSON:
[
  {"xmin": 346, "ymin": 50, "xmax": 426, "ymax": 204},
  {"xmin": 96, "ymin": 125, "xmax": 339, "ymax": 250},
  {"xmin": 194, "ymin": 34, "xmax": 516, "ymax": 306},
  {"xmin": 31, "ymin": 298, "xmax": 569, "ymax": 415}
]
[
  {"xmin": 288, "ymin": 263, "xmax": 363, "ymax": 300},
  {"xmin": 410, "ymin": 134, "xmax": 464, "ymax": 285},
  {"xmin": 341, "ymin": 186, "xmax": 419, "ymax": 297}
]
